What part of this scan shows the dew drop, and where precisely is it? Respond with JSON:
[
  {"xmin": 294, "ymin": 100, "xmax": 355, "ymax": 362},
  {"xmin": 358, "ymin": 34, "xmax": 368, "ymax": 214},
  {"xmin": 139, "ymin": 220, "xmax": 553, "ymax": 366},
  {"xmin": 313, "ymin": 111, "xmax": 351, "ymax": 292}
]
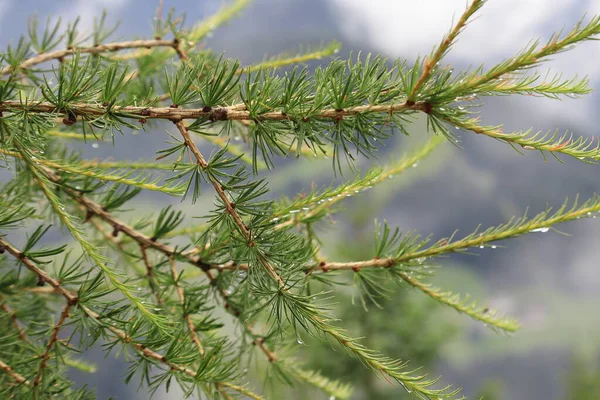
[
  {"xmin": 289, "ymin": 209, "xmax": 300, "ymax": 214},
  {"xmin": 301, "ymin": 207, "xmax": 310, "ymax": 211},
  {"xmin": 530, "ymin": 227, "xmax": 549, "ymax": 233},
  {"xmin": 412, "ymin": 162, "xmax": 418, "ymax": 168},
  {"xmin": 491, "ymin": 245, "xmax": 497, "ymax": 249},
  {"xmin": 92, "ymin": 143, "xmax": 99, "ymax": 149},
  {"xmin": 479, "ymin": 245, "xmax": 484, "ymax": 249}
]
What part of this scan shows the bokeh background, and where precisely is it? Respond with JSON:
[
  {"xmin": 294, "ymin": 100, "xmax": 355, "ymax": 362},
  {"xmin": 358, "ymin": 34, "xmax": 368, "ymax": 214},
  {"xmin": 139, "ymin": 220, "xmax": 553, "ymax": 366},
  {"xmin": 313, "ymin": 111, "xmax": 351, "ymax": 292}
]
[{"xmin": 2, "ymin": 0, "xmax": 600, "ymax": 399}]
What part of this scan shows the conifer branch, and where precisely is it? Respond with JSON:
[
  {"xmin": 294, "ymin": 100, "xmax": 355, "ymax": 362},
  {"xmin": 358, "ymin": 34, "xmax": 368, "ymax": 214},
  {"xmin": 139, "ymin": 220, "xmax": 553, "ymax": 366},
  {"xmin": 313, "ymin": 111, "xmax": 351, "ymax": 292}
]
[
  {"xmin": 287, "ymin": 366, "xmax": 354, "ymax": 399},
  {"xmin": 0, "ymin": 296, "xmax": 28, "ymax": 342},
  {"xmin": 0, "ymin": 99, "xmax": 427, "ymax": 122},
  {"xmin": 453, "ymin": 15, "xmax": 600, "ymax": 95},
  {"xmin": 0, "ymin": 358, "xmax": 29, "ymax": 385},
  {"xmin": 169, "ymin": 256, "xmax": 205, "ymax": 356},
  {"xmin": 444, "ymin": 116, "xmax": 600, "ymax": 162},
  {"xmin": 309, "ymin": 195, "xmax": 600, "ymax": 273},
  {"xmin": 0, "ymin": 148, "xmax": 186, "ymax": 194},
  {"xmin": 187, "ymin": 0, "xmax": 251, "ymax": 44},
  {"xmin": 274, "ymin": 136, "xmax": 444, "ymax": 230},
  {"xmin": 241, "ymin": 41, "xmax": 341, "ymax": 74},
  {"xmin": 79, "ymin": 159, "xmax": 186, "ymax": 171},
  {"xmin": 0, "ymin": 39, "xmax": 181, "ymax": 76},
  {"xmin": 0, "ymin": 236, "xmax": 263, "ymax": 399},
  {"xmin": 139, "ymin": 245, "xmax": 164, "ymax": 305},
  {"xmin": 408, "ymin": 0, "xmax": 485, "ymax": 101},
  {"xmin": 174, "ymin": 120, "xmax": 286, "ymax": 287},
  {"xmin": 34, "ymin": 301, "xmax": 72, "ymax": 387},
  {"xmin": 0, "ymin": 237, "xmax": 78, "ymax": 303},
  {"xmin": 393, "ymin": 271, "xmax": 519, "ymax": 333},
  {"xmin": 3, "ymin": 3, "xmax": 600, "ymax": 398},
  {"xmin": 15, "ymin": 149, "xmax": 163, "ymax": 326}
]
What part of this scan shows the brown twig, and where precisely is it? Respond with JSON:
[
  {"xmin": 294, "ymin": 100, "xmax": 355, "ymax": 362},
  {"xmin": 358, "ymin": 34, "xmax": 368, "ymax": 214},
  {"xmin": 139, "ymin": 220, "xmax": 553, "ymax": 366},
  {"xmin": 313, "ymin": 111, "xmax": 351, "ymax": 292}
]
[
  {"xmin": 174, "ymin": 121, "xmax": 286, "ymax": 288},
  {"xmin": 0, "ymin": 236, "xmax": 263, "ymax": 399},
  {"xmin": 0, "ymin": 39, "xmax": 184, "ymax": 76},
  {"xmin": 140, "ymin": 244, "xmax": 164, "ymax": 305},
  {"xmin": 408, "ymin": 0, "xmax": 484, "ymax": 101},
  {"xmin": 0, "ymin": 358, "xmax": 29, "ymax": 385},
  {"xmin": 0, "ymin": 100, "xmax": 429, "ymax": 122},
  {"xmin": 169, "ymin": 256, "xmax": 204, "ymax": 355},
  {"xmin": 33, "ymin": 301, "xmax": 72, "ymax": 387},
  {"xmin": 0, "ymin": 296, "xmax": 28, "ymax": 341},
  {"xmin": 0, "ymin": 238, "xmax": 77, "ymax": 304}
]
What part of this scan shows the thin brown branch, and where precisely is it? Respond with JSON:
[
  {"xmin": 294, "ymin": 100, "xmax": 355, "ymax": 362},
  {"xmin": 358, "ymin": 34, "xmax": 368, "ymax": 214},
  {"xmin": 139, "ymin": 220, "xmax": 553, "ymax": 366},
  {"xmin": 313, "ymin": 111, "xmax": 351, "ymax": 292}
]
[
  {"xmin": 34, "ymin": 301, "xmax": 72, "ymax": 387},
  {"xmin": 28, "ymin": 161, "xmax": 281, "ymax": 373},
  {"xmin": 140, "ymin": 244, "xmax": 164, "ymax": 305},
  {"xmin": 0, "ymin": 358, "xmax": 29, "ymax": 385},
  {"xmin": 408, "ymin": 0, "xmax": 484, "ymax": 101},
  {"xmin": 0, "ymin": 39, "xmax": 182, "ymax": 76},
  {"xmin": 169, "ymin": 256, "xmax": 204, "ymax": 355},
  {"xmin": 0, "ymin": 238, "xmax": 77, "ymax": 304},
  {"xmin": 0, "ymin": 295, "xmax": 28, "ymax": 341},
  {"xmin": 0, "ymin": 100, "xmax": 428, "ymax": 123},
  {"xmin": 0, "ymin": 236, "xmax": 263, "ymax": 397},
  {"xmin": 174, "ymin": 121, "xmax": 286, "ymax": 288}
]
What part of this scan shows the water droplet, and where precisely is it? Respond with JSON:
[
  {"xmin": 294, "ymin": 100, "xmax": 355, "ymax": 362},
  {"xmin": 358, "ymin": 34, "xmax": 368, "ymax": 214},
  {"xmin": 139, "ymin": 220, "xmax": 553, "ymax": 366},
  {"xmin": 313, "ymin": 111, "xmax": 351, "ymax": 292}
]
[
  {"xmin": 491, "ymin": 245, "xmax": 497, "ymax": 249},
  {"xmin": 301, "ymin": 207, "xmax": 310, "ymax": 211},
  {"xmin": 454, "ymin": 126, "xmax": 460, "ymax": 130},
  {"xmin": 530, "ymin": 227, "xmax": 549, "ymax": 233},
  {"xmin": 271, "ymin": 217, "xmax": 280, "ymax": 222},
  {"xmin": 333, "ymin": 48, "xmax": 340, "ymax": 55},
  {"xmin": 412, "ymin": 162, "xmax": 418, "ymax": 168},
  {"xmin": 479, "ymin": 245, "xmax": 484, "ymax": 249},
  {"xmin": 92, "ymin": 143, "xmax": 99, "ymax": 149},
  {"xmin": 289, "ymin": 209, "xmax": 300, "ymax": 214}
]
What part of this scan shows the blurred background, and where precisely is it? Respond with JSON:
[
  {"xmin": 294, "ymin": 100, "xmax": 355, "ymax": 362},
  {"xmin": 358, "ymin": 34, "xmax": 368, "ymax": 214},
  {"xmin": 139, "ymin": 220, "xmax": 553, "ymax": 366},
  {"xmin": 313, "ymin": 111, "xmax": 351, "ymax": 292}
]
[{"xmin": 2, "ymin": 0, "xmax": 600, "ymax": 399}]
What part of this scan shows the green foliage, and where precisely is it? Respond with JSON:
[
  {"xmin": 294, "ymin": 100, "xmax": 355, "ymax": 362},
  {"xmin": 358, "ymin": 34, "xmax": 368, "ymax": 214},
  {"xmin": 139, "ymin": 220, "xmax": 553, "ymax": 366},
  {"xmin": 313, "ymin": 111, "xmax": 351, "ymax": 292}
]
[{"xmin": 1, "ymin": 1, "xmax": 600, "ymax": 399}]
